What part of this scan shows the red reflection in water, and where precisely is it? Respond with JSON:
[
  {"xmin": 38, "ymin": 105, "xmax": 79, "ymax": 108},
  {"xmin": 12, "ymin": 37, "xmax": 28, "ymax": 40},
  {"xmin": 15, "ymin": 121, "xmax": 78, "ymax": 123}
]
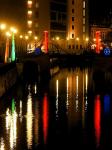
[
  {"xmin": 94, "ymin": 95, "xmax": 101, "ymax": 147},
  {"xmin": 43, "ymin": 94, "xmax": 48, "ymax": 144}
]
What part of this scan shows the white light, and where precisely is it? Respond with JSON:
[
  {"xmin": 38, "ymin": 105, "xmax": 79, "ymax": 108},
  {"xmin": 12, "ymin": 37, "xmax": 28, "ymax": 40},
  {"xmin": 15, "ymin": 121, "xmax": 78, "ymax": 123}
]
[{"xmin": 28, "ymin": 11, "xmax": 32, "ymax": 15}]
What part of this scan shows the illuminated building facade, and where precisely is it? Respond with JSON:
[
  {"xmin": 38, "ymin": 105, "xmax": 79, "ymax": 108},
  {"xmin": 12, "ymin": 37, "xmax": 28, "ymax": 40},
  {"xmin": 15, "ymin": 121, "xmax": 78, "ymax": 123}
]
[
  {"xmin": 67, "ymin": 0, "xmax": 89, "ymax": 50},
  {"xmin": 26, "ymin": 0, "xmax": 89, "ymax": 50},
  {"xmin": 27, "ymin": 0, "xmax": 50, "ymax": 38}
]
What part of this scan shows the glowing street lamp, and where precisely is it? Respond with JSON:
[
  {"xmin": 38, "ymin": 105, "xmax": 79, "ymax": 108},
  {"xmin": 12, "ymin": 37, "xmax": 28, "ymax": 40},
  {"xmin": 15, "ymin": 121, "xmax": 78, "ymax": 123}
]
[
  {"xmin": 0, "ymin": 23, "xmax": 6, "ymax": 30},
  {"xmin": 85, "ymin": 38, "xmax": 89, "ymax": 49},
  {"xmin": 56, "ymin": 36, "xmax": 60, "ymax": 41}
]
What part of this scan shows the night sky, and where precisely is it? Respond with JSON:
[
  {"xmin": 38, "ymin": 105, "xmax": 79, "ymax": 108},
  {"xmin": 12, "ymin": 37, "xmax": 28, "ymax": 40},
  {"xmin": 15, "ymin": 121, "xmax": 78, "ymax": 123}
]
[
  {"xmin": 89, "ymin": 0, "xmax": 112, "ymax": 24},
  {"xmin": 0, "ymin": 0, "xmax": 26, "ymax": 32},
  {"xmin": 0, "ymin": 0, "xmax": 112, "ymax": 31}
]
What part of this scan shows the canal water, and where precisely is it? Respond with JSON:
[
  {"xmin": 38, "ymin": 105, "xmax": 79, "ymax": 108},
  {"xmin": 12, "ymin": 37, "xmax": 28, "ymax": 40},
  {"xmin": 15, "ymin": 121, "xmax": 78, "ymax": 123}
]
[{"xmin": 0, "ymin": 64, "xmax": 112, "ymax": 150}]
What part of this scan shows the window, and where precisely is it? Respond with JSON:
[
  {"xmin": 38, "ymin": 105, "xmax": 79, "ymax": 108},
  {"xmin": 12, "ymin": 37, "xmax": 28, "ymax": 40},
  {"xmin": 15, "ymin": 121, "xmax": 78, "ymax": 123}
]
[
  {"xmin": 83, "ymin": 1, "xmax": 85, "ymax": 8},
  {"xmin": 83, "ymin": 9, "xmax": 85, "ymax": 16},
  {"xmin": 83, "ymin": 18, "xmax": 85, "ymax": 24},
  {"xmin": 72, "ymin": 45, "xmax": 74, "ymax": 49},
  {"xmin": 72, "ymin": 25, "xmax": 74, "ymax": 30},
  {"xmin": 72, "ymin": 34, "xmax": 74, "ymax": 38},
  {"xmin": 72, "ymin": 17, "xmax": 74, "ymax": 21},
  {"xmin": 83, "ymin": 26, "xmax": 85, "ymax": 33},
  {"xmin": 72, "ymin": 9, "xmax": 74, "ymax": 13},
  {"xmin": 72, "ymin": 0, "xmax": 74, "ymax": 5},
  {"xmin": 69, "ymin": 45, "xmax": 71, "ymax": 49}
]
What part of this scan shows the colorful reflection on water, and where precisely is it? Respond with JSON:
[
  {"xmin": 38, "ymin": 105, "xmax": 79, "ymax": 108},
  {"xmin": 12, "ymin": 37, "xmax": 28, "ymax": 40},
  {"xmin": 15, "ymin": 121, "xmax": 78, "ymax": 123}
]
[{"xmin": 0, "ymin": 67, "xmax": 112, "ymax": 149}]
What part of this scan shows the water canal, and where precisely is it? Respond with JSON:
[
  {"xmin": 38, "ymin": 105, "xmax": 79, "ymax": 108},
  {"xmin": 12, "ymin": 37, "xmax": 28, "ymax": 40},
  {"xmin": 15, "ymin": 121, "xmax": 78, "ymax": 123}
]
[{"xmin": 0, "ymin": 63, "xmax": 112, "ymax": 150}]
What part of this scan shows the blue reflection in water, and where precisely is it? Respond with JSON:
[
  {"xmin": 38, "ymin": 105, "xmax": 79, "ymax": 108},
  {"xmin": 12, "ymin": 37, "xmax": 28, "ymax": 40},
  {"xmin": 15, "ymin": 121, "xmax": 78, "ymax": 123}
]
[{"xmin": 104, "ymin": 95, "xmax": 110, "ymax": 114}]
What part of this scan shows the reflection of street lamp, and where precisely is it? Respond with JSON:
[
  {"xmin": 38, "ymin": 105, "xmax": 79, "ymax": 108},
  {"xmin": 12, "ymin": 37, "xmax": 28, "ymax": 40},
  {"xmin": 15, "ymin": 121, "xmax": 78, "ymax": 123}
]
[
  {"xmin": 10, "ymin": 27, "xmax": 17, "ymax": 62},
  {"xmin": 5, "ymin": 32, "xmax": 11, "ymax": 63}
]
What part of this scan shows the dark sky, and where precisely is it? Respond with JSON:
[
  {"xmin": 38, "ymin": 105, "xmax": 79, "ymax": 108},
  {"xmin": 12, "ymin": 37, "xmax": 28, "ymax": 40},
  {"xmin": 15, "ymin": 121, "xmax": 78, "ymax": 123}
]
[
  {"xmin": 89, "ymin": 0, "xmax": 112, "ymax": 24},
  {"xmin": 0, "ymin": 0, "xmax": 26, "ymax": 32}
]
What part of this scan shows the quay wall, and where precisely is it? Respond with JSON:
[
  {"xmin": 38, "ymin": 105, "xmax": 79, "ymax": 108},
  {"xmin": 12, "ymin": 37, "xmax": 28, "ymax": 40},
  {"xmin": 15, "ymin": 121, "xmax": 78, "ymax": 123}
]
[{"xmin": 0, "ymin": 63, "xmax": 18, "ymax": 98}]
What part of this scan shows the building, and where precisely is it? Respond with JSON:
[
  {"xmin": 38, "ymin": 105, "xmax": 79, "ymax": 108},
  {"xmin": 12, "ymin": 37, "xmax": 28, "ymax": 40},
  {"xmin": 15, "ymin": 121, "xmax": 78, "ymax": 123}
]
[
  {"xmin": 67, "ymin": 0, "xmax": 89, "ymax": 51},
  {"xmin": 26, "ymin": 0, "xmax": 89, "ymax": 51},
  {"xmin": 90, "ymin": 25, "xmax": 112, "ymax": 49}
]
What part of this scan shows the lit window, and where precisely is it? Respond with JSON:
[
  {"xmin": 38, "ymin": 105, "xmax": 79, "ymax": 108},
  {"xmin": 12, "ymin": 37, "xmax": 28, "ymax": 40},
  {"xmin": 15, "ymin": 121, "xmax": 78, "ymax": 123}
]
[
  {"xmin": 83, "ymin": 18, "xmax": 85, "ymax": 24},
  {"xmin": 27, "ymin": 20, "xmax": 32, "ymax": 27},
  {"xmin": 28, "ymin": 30, "xmax": 32, "ymax": 34},
  {"xmin": 28, "ymin": 11, "xmax": 32, "ymax": 17},
  {"xmin": 83, "ymin": 26, "xmax": 85, "ymax": 33},
  {"xmin": 27, "ymin": 0, "xmax": 32, "ymax": 8},
  {"xmin": 83, "ymin": 9, "xmax": 85, "ymax": 16},
  {"xmin": 28, "ymin": 20, "xmax": 32, "ymax": 24},
  {"xmin": 83, "ymin": 1, "xmax": 85, "ymax": 8}
]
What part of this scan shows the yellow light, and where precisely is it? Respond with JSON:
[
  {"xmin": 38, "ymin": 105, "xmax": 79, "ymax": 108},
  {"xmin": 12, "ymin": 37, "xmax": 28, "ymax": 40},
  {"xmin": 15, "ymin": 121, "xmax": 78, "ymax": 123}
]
[
  {"xmin": 28, "ymin": 11, "xmax": 32, "ymax": 15},
  {"xmin": 19, "ymin": 35, "xmax": 23, "ymax": 39},
  {"xmin": 76, "ymin": 37, "xmax": 79, "ymax": 41},
  {"xmin": 66, "ymin": 37, "xmax": 69, "ymax": 40},
  {"xmin": 25, "ymin": 35, "xmax": 29, "ymax": 40},
  {"xmin": 27, "ymin": 20, "xmax": 32, "ymax": 25},
  {"xmin": 28, "ymin": 30, "xmax": 32, "ymax": 34},
  {"xmin": 56, "ymin": 36, "xmax": 60, "ymax": 40},
  {"xmin": 93, "ymin": 38, "xmax": 96, "ymax": 42},
  {"xmin": 34, "ymin": 36, "xmax": 38, "ymax": 40},
  {"xmin": 27, "ymin": 0, "xmax": 32, "ymax": 8},
  {"xmin": 10, "ymin": 27, "xmax": 17, "ymax": 33},
  {"xmin": 0, "ymin": 23, "xmax": 6, "ymax": 30},
  {"xmin": 85, "ymin": 38, "xmax": 89, "ymax": 41},
  {"xmin": 6, "ymin": 31, "xmax": 11, "ymax": 37},
  {"xmin": 27, "ymin": 0, "xmax": 32, "ymax": 5}
]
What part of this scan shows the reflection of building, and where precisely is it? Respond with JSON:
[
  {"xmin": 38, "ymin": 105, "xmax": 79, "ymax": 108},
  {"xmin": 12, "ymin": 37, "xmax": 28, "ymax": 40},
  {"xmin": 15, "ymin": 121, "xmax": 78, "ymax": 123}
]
[{"xmin": 26, "ymin": 0, "xmax": 89, "ymax": 50}]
